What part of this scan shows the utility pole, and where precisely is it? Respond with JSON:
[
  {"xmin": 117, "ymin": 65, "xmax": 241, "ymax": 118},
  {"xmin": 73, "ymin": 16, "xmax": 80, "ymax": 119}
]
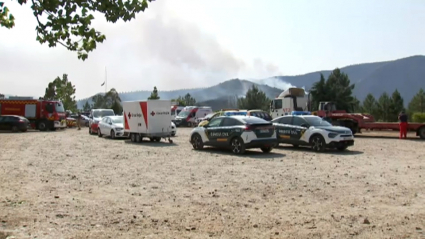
[{"xmin": 105, "ymin": 66, "xmax": 108, "ymax": 94}]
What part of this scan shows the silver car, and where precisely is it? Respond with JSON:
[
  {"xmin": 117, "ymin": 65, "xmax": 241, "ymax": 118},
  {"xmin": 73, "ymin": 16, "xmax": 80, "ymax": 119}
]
[{"xmin": 97, "ymin": 116, "xmax": 125, "ymax": 139}]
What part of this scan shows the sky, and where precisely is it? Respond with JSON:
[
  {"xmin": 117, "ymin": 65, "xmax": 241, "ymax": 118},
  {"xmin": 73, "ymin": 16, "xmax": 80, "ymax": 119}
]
[{"xmin": 1, "ymin": 0, "xmax": 424, "ymax": 100}]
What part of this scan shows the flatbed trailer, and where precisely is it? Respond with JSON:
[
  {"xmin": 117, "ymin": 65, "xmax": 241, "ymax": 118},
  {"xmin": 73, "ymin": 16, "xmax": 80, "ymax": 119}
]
[
  {"xmin": 315, "ymin": 102, "xmax": 425, "ymax": 139},
  {"xmin": 359, "ymin": 122, "xmax": 425, "ymax": 138}
]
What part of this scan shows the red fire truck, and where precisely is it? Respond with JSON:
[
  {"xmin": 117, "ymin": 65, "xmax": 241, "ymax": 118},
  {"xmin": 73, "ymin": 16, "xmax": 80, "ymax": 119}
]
[{"xmin": 0, "ymin": 97, "xmax": 67, "ymax": 131}]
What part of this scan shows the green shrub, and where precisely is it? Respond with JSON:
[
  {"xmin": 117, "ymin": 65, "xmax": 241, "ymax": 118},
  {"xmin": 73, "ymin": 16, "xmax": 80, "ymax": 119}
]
[{"xmin": 412, "ymin": 112, "xmax": 425, "ymax": 123}]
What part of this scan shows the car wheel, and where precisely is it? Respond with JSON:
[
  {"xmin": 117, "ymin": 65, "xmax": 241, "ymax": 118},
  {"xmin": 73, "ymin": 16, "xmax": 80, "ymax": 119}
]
[
  {"xmin": 11, "ymin": 126, "xmax": 19, "ymax": 132},
  {"xmin": 231, "ymin": 137, "xmax": 246, "ymax": 154},
  {"xmin": 336, "ymin": 145, "xmax": 348, "ymax": 151},
  {"xmin": 310, "ymin": 135, "xmax": 325, "ymax": 152},
  {"xmin": 171, "ymin": 132, "xmax": 176, "ymax": 137},
  {"xmin": 191, "ymin": 134, "xmax": 204, "ymax": 150},
  {"xmin": 260, "ymin": 146, "xmax": 273, "ymax": 153},
  {"xmin": 97, "ymin": 128, "xmax": 102, "ymax": 137},
  {"xmin": 110, "ymin": 130, "xmax": 115, "ymax": 139}
]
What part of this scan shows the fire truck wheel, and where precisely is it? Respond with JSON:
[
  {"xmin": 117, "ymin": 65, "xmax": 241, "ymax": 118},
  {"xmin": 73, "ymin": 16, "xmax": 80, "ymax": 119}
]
[
  {"xmin": 418, "ymin": 126, "xmax": 425, "ymax": 139},
  {"xmin": 97, "ymin": 128, "xmax": 102, "ymax": 137},
  {"xmin": 38, "ymin": 121, "xmax": 47, "ymax": 131},
  {"xmin": 130, "ymin": 133, "xmax": 136, "ymax": 142},
  {"xmin": 110, "ymin": 130, "xmax": 115, "ymax": 139},
  {"xmin": 11, "ymin": 126, "xmax": 19, "ymax": 132}
]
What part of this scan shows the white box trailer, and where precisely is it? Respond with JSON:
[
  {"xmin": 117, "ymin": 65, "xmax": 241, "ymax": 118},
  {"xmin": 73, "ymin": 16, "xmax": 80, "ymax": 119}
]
[{"xmin": 123, "ymin": 100, "xmax": 173, "ymax": 143}]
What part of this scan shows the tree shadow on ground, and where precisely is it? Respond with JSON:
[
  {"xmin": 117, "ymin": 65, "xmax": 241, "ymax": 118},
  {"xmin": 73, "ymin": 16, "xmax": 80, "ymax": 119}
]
[
  {"xmin": 194, "ymin": 147, "xmax": 286, "ymax": 159},
  {"xmin": 124, "ymin": 139, "xmax": 178, "ymax": 147},
  {"xmin": 276, "ymin": 144, "xmax": 364, "ymax": 155},
  {"xmin": 0, "ymin": 129, "xmax": 61, "ymax": 134},
  {"xmin": 355, "ymin": 135, "xmax": 423, "ymax": 141}
]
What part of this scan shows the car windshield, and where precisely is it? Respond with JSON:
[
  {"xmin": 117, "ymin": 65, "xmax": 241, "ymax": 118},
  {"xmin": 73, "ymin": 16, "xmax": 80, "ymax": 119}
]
[
  {"xmin": 55, "ymin": 102, "xmax": 65, "ymax": 113},
  {"xmin": 93, "ymin": 110, "xmax": 114, "ymax": 118},
  {"xmin": 304, "ymin": 117, "xmax": 333, "ymax": 126},
  {"xmin": 177, "ymin": 110, "xmax": 191, "ymax": 117},
  {"xmin": 111, "ymin": 117, "xmax": 123, "ymax": 123}
]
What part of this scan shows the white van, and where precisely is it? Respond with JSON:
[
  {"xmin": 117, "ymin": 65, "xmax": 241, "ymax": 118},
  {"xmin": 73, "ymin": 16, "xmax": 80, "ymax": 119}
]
[{"xmin": 173, "ymin": 106, "xmax": 213, "ymax": 127}]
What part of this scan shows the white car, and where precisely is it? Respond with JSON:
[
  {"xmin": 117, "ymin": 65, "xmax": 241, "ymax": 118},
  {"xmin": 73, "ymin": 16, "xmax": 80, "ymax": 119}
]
[
  {"xmin": 271, "ymin": 115, "xmax": 354, "ymax": 151},
  {"xmin": 171, "ymin": 122, "xmax": 177, "ymax": 136},
  {"xmin": 97, "ymin": 116, "xmax": 125, "ymax": 139}
]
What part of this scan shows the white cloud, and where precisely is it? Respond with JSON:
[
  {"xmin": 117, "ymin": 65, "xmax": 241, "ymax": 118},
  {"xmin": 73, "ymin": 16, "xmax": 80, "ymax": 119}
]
[{"xmin": 0, "ymin": 0, "xmax": 281, "ymax": 99}]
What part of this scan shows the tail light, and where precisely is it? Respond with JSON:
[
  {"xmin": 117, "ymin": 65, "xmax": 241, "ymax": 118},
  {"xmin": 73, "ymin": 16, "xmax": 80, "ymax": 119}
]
[
  {"xmin": 244, "ymin": 125, "xmax": 254, "ymax": 131},
  {"xmin": 19, "ymin": 119, "xmax": 25, "ymax": 123}
]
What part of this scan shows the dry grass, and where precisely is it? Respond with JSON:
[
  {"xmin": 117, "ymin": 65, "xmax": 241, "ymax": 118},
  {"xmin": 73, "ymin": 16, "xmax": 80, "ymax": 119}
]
[{"xmin": 0, "ymin": 128, "xmax": 424, "ymax": 239}]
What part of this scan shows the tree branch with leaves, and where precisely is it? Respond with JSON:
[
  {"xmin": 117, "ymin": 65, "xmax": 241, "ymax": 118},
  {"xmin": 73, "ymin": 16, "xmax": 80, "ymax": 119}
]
[{"xmin": 0, "ymin": 0, "xmax": 155, "ymax": 60}]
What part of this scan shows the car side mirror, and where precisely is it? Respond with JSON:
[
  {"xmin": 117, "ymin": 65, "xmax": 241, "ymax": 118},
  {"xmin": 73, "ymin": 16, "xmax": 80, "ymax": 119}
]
[
  {"xmin": 300, "ymin": 123, "xmax": 309, "ymax": 128},
  {"xmin": 109, "ymin": 122, "xmax": 112, "ymax": 125}
]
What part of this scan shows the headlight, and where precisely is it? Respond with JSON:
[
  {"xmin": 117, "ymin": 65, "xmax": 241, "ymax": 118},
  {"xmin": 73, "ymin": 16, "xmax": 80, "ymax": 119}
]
[{"xmin": 328, "ymin": 133, "xmax": 338, "ymax": 138}]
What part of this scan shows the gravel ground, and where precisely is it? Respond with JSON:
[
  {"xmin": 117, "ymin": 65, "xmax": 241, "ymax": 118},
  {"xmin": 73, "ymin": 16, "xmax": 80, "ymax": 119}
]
[{"xmin": 0, "ymin": 127, "xmax": 424, "ymax": 239}]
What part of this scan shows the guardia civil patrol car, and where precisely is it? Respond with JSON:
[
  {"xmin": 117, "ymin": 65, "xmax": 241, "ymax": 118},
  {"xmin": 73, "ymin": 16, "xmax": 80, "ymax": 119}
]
[
  {"xmin": 272, "ymin": 115, "xmax": 354, "ymax": 152},
  {"xmin": 190, "ymin": 115, "xmax": 278, "ymax": 154}
]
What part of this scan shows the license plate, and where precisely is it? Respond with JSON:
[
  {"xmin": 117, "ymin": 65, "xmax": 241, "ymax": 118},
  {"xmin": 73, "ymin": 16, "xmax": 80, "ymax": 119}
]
[
  {"xmin": 342, "ymin": 137, "xmax": 351, "ymax": 140},
  {"xmin": 260, "ymin": 129, "xmax": 269, "ymax": 133}
]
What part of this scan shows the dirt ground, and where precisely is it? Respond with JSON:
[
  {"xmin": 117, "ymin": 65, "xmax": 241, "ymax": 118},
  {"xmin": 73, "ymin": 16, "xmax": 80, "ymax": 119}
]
[{"xmin": 0, "ymin": 127, "xmax": 424, "ymax": 239}]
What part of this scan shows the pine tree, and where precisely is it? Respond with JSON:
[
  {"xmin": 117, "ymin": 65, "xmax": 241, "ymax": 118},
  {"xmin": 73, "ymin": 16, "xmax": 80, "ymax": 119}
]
[
  {"xmin": 238, "ymin": 85, "xmax": 270, "ymax": 111},
  {"xmin": 148, "ymin": 86, "xmax": 160, "ymax": 100},
  {"xmin": 389, "ymin": 89, "xmax": 404, "ymax": 122},
  {"xmin": 362, "ymin": 94, "xmax": 377, "ymax": 116},
  {"xmin": 408, "ymin": 88, "xmax": 425, "ymax": 113}
]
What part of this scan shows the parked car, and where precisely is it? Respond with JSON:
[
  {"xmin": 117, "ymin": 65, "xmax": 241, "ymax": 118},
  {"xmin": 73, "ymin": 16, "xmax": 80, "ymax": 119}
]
[
  {"xmin": 174, "ymin": 106, "xmax": 213, "ymax": 127},
  {"xmin": 197, "ymin": 109, "xmax": 248, "ymax": 127},
  {"xmin": 190, "ymin": 115, "xmax": 277, "ymax": 154},
  {"xmin": 89, "ymin": 109, "xmax": 115, "ymax": 135},
  {"xmin": 0, "ymin": 115, "xmax": 31, "ymax": 132},
  {"xmin": 271, "ymin": 115, "xmax": 354, "ymax": 151},
  {"xmin": 97, "ymin": 116, "xmax": 125, "ymax": 139},
  {"xmin": 66, "ymin": 117, "xmax": 77, "ymax": 128},
  {"xmin": 171, "ymin": 121, "xmax": 177, "ymax": 136},
  {"xmin": 247, "ymin": 110, "xmax": 273, "ymax": 121},
  {"xmin": 70, "ymin": 114, "xmax": 90, "ymax": 127}
]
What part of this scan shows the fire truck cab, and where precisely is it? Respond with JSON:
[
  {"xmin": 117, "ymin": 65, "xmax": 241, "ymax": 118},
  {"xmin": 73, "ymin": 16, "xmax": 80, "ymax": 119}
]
[
  {"xmin": 0, "ymin": 97, "xmax": 67, "ymax": 131},
  {"xmin": 270, "ymin": 88, "xmax": 310, "ymax": 119}
]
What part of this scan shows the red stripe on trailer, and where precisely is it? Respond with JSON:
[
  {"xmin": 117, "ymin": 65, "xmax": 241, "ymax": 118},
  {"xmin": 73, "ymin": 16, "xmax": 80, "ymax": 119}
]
[
  {"xmin": 139, "ymin": 102, "xmax": 148, "ymax": 129},
  {"xmin": 124, "ymin": 112, "xmax": 130, "ymax": 130}
]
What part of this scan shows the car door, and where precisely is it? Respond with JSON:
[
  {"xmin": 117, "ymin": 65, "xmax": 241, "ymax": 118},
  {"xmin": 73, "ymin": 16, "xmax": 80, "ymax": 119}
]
[
  {"xmin": 290, "ymin": 116, "xmax": 310, "ymax": 144},
  {"xmin": 0, "ymin": 116, "xmax": 5, "ymax": 130},
  {"xmin": 203, "ymin": 117, "xmax": 224, "ymax": 146},
  {"xmin": 99, "ymin": 117, "xmax": 107, "ymax": 132},
  {"xmin": 274, "ymin": 116, "xmax": 293, "ymax": 143},
  {"xmin": 2, "ymin": 116, "xmax": 14, "ymax": 130},
  {"xmin": 106, "ymin": 117, "xmax": 113, "ymax": 131},
  {"xmin": 216, "ymin": 118, "xmax": 242, "ymax": 146}
]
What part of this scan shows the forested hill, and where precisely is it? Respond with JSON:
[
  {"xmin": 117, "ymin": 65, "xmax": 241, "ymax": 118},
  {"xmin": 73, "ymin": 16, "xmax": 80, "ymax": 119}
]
[
  {"xmin": 76, "ymin": 79, "xmax": 282, "ymax": 109},
  {"xmin": 268, "ymin": 55, "xmax": 425, "ymax": 104},
  {"xmin": 77, "ymin": 55, "xmax": 425, "ymax": 109}
]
